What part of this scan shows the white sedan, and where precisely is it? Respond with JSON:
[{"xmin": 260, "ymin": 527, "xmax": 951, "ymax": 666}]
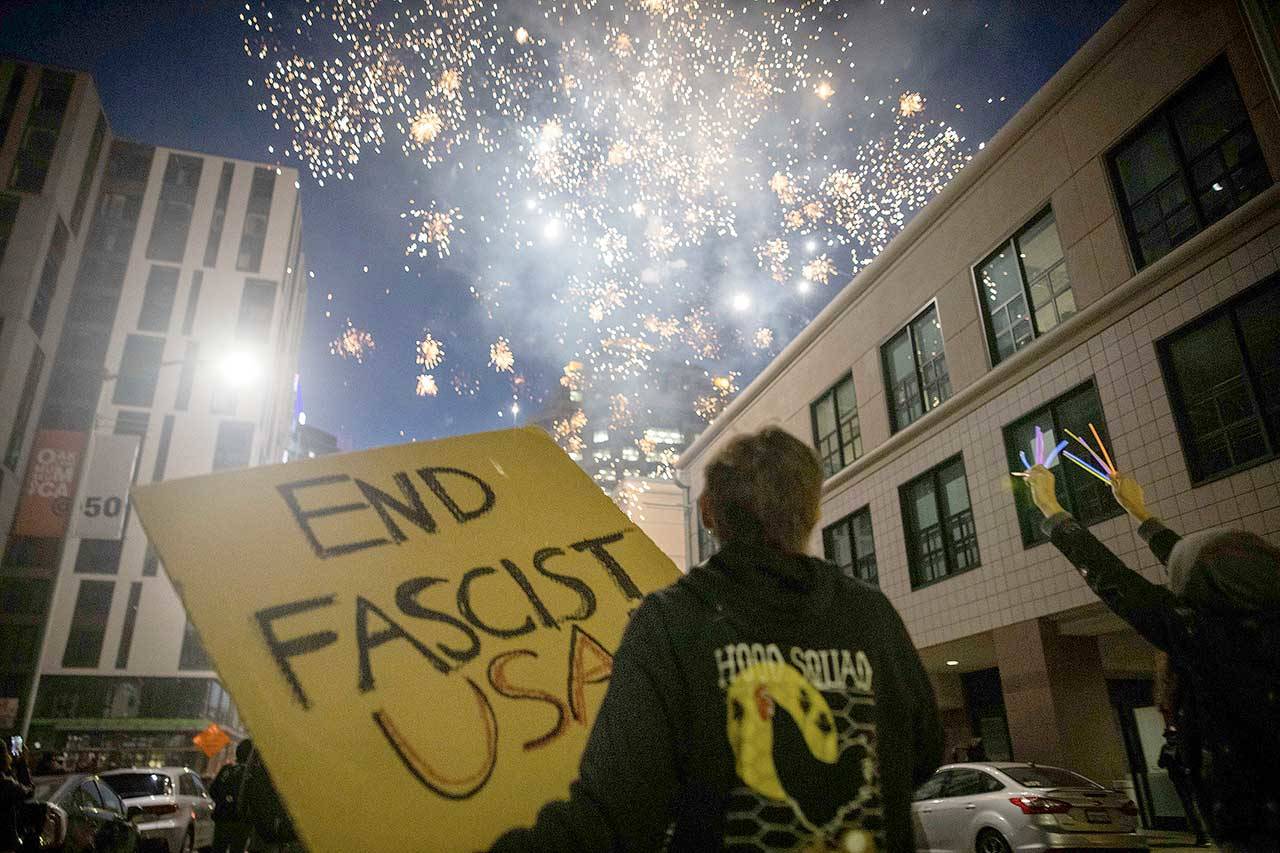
[{"xmin": 912, "ymin": 762, "xmax": 1148, "ymax": 853}]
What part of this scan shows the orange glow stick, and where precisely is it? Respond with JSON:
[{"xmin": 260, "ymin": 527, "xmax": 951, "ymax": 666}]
[
  {"xmin": 1089, "ymin": 423, "xmax": 1116, "ymax": 475},
  {"xmin": 1064, "ymin": 428, "xmax": 1112, "ymax": 478}
]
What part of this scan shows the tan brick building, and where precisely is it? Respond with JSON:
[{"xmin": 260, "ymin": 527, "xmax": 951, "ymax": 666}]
[{"xmin": 678, "ymin": 0, "xmax": 1280, "ymax": 829}]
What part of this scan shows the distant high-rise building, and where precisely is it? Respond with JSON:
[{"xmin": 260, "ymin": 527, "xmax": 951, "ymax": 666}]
[{"xmin": 0, "ymin": 59, "xmax": 305, "ymax": 768}]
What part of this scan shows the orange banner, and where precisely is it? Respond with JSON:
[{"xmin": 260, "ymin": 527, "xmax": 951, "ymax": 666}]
[{"xmin": 15, "ymin": 430, "xmax": 87, "ymax": 537}]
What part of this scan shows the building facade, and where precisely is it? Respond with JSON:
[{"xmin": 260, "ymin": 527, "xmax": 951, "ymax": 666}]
[
  {"xmin": 678, "ymin": 0, "xmax": 1280, "ymax": 830},
  {"xmin": 0, "ymin": 59, "xmax": 305, "ymax": 770}
]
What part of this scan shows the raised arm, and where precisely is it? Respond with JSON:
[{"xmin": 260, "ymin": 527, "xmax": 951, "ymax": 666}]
[
  {"xmin": 1019, "ymin": 466, "xmax": 1192, "ymax": 656},
  {"xmin": 490, "ymin": 595, "xmax": 686, "ymax": 853}
]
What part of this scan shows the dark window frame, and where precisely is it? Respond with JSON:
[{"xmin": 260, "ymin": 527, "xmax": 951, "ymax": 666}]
[
  {"xmin": 62, "ymin": 579, "xmax": 114, "ymax": 669},
  {"xmin": 821, "ymin": 506, "xmax": 878, "ymax": 585},
  {"xmin": 882, "ymin": 303, "xmax": 952, "ymax": 434},
  {"xmin": 1002, "ymin": 379, "xmax": 1123, "ymax": 547},
  {"xmin": 1156, "ymin": 273, "xmax": 1279, "ymax": 485},
  {"xmin": 4, "ymin": 345, "xmax": 44, "ymax": 471},
  {"xmin": 809, "ymin": 373, "xmax": 862, "ymax": 479},
  {"xmin": 145, "ymin": 153, "xmax": 203, "ymax": 263},
  {"xmin": 974, "ymin": 205, "xmax": 1075, "ymax": 366},
  {"xmin": 8, "ymin": 68, "xmax": 75, "ymax": 194},
  {"xmin": 70, "ymin": 111, "xmax": 106, "ymax": 233},
  {"xmin": 137, "ymin": 265, "xmax": 180, "ymax": 333},
  {"xmin": 899, "ymin": 454, "xmax": 980, "ymax": 589},
  {"xmin": 30, "ymin": 216, "xmax": 69, "ymax": 337},
  {"xmin": 111, "ymin": 334, "xmax": 166, "ymax": 408},
  {"xmin": 1108, "ymin": 56, "xmax": 1272, "ymax": 270},
  {"xmin": 203, "ymin": 162, "xmax": 234, "ymax": 267}
]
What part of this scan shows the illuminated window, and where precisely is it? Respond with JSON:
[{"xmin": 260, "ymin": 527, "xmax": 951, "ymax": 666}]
[
  {"xmin": 882, "ymin": 304, "xmax": 950, "ymax": 433},
  {"xmin": 592, "ymin": 429, "xmax": 610, "ymax": 444}
]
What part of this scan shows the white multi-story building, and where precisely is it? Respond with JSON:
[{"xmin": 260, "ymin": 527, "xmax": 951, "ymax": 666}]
[
  {"xmin": 0, "ymin": 59, "xmax": 305, "ymax": 769},
  {"xmin": 679, "ymin": 0, "xmax": 1280, "ymax": 832}
]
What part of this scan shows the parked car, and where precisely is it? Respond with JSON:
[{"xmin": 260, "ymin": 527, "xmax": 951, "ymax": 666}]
[
  {"xmin": 100, "ymin": 767, "xmax": 214, "ymax": 853},
  {"xmin": 912, "ymin": 762, "xmax": 1147, "ymax": 853},
  {"xmin": 21, "ymin": 773, "xmax": 141, "ymax": 852}
]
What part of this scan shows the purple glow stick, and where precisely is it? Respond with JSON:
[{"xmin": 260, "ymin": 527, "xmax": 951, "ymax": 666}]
[
  {"xmin": 1035, "ymin": 426, "xmax": 1045, "ymax": 466},
  {"xmin": 1043, "ymin": 439, "xmax": 1069, "ymax": 468}
]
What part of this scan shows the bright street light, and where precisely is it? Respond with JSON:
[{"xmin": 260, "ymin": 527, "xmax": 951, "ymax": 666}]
[
  {"xmin": 219, "ymin": 350, "xmax": 262, "ymax": 388},
  {"xmin": 731, "ymin": 292, "xmax": 751, "ymax": 311}
]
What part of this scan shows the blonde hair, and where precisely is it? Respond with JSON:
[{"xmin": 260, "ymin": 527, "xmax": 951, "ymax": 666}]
[{"xmin": 702, "ymin": 426, "xmax": 823, "ymax": 553}]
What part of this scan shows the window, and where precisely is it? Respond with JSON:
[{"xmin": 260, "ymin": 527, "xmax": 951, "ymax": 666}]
[
  {"xmin": 900, "ymin": 456, "xmax": 979, "ymax": 588},
  {"xmin": 179, "ymin": 620, "xmax": 212, "ymax": 670},
  {"xmin": 175, "ymin": 342, "xmax": 198, "ymax": 410},
  {"xmin": 1003, "ymin": 766, "xmax": 1103, "ymax": 789},
  {"xmin": 822, "ymin": 507, "xmax": 878, "ymax": 584},
  {"xmin": 882, "ymin": 304, "xmax": 951, "ymax": 433},
  {"xmin": 181, "ymin": 270, "xmax": 202, "ymax": 335},
  {"xmin": 696, "ymin": 509, "xmax": 718, "ymax": 563},
  {"xmin": 75, "ymin": 781, "xmax": 104, "ymax": 809},
  {"xmin": 210, "ymin": 385, "xmax": 238, "ymax": 416},
  {"xmin": 74, "ymin": 539, "xmax": 123, "ymax": 575},
  {"xmin": 137, "ymin": 266, "xmax": 180, "ymax": 332},
  {"xmin": 114, "ymin": 582, "xmax": 143, "ymax": 669},
  {"xmin": 1110, "ymin": 59, "xmax": 1271, "ymax": 269},
  {"xmin": 62, "ymin": 579, "xmax": 114, "ymax": 668},
  {"xmin": 30, "ymin": 217, "xmax": 69, "ymax": 336},
  {"xmin": 97, "ymin": 781, "xmax": 125, "ymax": 815},
  {"xmin": 0, "ymin": 578, "xmax": 49, "ymax": 615},
  {"xmin": 212, "ymin": 421, "xmax": 254, "ymax": 470},
  {"xmin": 1158, "ymin": 276, "xmax": 1279, "ymax": 483},
  {"xmin": 142, "ymin": 543, "xmax": 161, "ymax": 577},
  {"xmin": 976, "ymin": 207, "xmax": 1075, "ymax": 364},
  {"xmin": 204, "ymin": 162, "xmax": 234, "ymax": 267},
  {"xmin": 913, "ymin": 772, "xmax": 950, "ymax": 802},
  {"xmin": 236, "ymin": 278, "xmax": 277, "ymax": 340},
  {"xmin": 0, "ymin": 62, "xmax": 27, "ymax": 146},
  {"xmin": 146, "ymin": 154, "xmax": 203, "ymax": 262},
  {"xmin": 237, "ymin": 167, "xmax": 275, "ymax": 272},
  {"xmin": 593, "ymin": 430, "xmax": 610, "ymax": 444},
  {"xmin": 644, "ymin": 428, "xmax": 684, "ymax": 445},
  {"xmin": 112, "ymin": 335, "xmax": 165, "ymax": 407},
  {"xmin": 621, "ymin": 447, "xmax": 639, "ymax": 461},
  {"xmin": 0, "ymin": 624, "xmax": 39, "ymax": 672},
  {"xmin": 152, "ymin": 415, "xmax": 175, "ymax": 481},
  {"xmin": 4, "ymin": 345, "xmax": 43, "ymax": 471},
  {"xmin": 178, "ymin": 774, "xmax": 198, "ymax": 796},
  {"xmin": 944, "ymin": 770, "xmax": 1004, "ymax": 797},
  {"xmin": 0, "ymin": 193, "xmax": 18, "ymax": 266},
  {"xmin": 9, "ymin": 68, "xmax": 74, "ymax": 193},
  {"xmin": 70, "ymin": 112, "xmax": 106, "ymax": 233},
  {"xmin": 1004, "ymin": 381, "xmax": 1120, "ymax": 546},
  {"xmin": 811, "ymin": 374, "xmax": 861, "ymax": 477}
]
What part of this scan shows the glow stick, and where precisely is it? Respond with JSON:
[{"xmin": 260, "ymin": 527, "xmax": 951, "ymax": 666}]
[
  {"xmin": 1062, "ymin": 450, "xmax": 1112, "ymax": 484},
  {"xmin": 1043, "ymin": 440, "xmax": 1069, "ymax": 468},
  {"xmin": 1064, "ymin": 428, "xmax": 1113, "ymax": 478},
  {"xmin": 1035, "ymin": 426, "xmax": 1045, "ymax": 466},
  {"xmin": 1090, "ymin": 423, "xmax": 1116, "ymax": 475},
  {"xmin": 1019, "ymin": 451, "xmax": 1032, "ymax": 471}
]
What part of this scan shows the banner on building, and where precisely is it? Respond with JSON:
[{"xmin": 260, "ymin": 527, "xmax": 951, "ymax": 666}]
[
  {"xmin": 14, "ymin": 430, "xmax": 87, "ymax": 537},
  {"xmin": 131, "ymin": 427, "xmax": 679, "ymax": 853},
  {"xmin": 71, "ymin": 433, "xmax": 141, "ymax": 540}
]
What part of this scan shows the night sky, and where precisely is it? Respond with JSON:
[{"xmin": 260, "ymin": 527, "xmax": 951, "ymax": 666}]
[{"xmin": 0, "ymin": 0, "xmax": 1124, "ymax": 452}]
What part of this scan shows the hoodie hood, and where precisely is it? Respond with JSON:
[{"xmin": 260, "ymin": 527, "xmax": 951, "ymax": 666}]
[
  {"xmin": 1168, "ymin": 529, "xmax": 1280, "ymax": 612},
  {"xmin": 683, "ymin": 539, "xmax": 838, "ymax": 624}
]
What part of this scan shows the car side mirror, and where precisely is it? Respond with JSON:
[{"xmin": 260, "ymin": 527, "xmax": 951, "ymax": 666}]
[{"xmin": 126, "ymin": 805, "xmax": 145, "ymax": 821}]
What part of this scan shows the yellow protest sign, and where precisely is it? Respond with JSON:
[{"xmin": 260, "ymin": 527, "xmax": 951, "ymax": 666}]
[{"xmin": 131, "ymin": 427, "xmax": 678, "ymax": 852}]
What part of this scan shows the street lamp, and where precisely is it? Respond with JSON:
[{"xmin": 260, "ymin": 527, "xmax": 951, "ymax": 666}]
[{"xmin": 101, "ymin": 348, "xmax": 265, "ymax": 386}]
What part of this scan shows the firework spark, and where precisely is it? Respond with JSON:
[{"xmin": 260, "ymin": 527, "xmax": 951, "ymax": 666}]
[
  {"xmin": 489, "ymin": 336, "xmax": 515, "ymax": 372},
  {"xmin": 330, "ymin": 321, "xmax": 375, "ymax": 363},
  {"xmin": 415, "ymin": 374, "xmax": 438, "ymax": 396},
  {"xmin": 416, "ymin": 332, "xmax": 444, "ymax": 369}
]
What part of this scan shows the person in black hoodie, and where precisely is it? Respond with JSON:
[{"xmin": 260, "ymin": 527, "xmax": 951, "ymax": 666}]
[
  {"xmin": 492, "ymin": 426, "xmax": 943, "ymax": 852},
  {"xmin": 210, "ymin": 738, "xmax": 254, "ymax": 853},
  {"xmin": 1019, "ymin": 464, "xmax": 1280, "ymax": 852},
  {"xmin": 0, "ymin": 743, "xmax": 32, "ymax": 853}
]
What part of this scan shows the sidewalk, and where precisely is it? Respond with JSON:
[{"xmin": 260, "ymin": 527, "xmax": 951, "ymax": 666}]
[{"xmin": 1143, "ymin": 829, "xmax": 1218, "ymax": 850}]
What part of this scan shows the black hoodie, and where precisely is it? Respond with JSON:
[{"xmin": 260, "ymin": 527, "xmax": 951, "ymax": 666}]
[{"xmin": 491, "ymin": 541, "xmax": 943, "ymax": 852}]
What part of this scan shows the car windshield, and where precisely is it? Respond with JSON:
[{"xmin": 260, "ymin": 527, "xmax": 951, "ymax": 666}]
[
  {"xmin": 1003, "ymin": 765, "xmax": 1102, "ymax": 789},
  {"xmin": 102, "ymin": 773, "xmax": 173, "ymax": 798}
]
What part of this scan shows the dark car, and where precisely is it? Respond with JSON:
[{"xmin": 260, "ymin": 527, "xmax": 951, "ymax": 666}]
[{"xmin": 21, "ymin": 774, "xmax": 141, "ymax": 852}]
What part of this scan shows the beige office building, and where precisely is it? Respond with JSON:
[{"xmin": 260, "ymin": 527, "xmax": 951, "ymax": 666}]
[
  {"xmin": 0, "ymin": 59, "xmax": 305, "ymax": 768},
  {"xmin": 678, "ymin": 0, "xmax": 1280, "ymax": 829}
]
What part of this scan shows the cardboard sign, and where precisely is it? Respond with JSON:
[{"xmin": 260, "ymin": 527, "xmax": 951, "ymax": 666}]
[
  {"xmin": 193, "ymin": 723, "xmax": 231, "ymax": 759},
  {"xmin": 15, "ymin": 430, "xmax": 87, "ymax": 537},
  {"xmin": 72, "ymin": 434, "xmax": 140, "ymax": 539},
  {"xmin": 131, "ymin": 428, "xmax": 678, "ymax": 852}
]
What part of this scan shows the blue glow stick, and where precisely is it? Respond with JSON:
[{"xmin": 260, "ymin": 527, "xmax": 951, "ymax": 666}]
[
  {"xmin": 1062, "ymin": 449, "xmax": 1112, "ymax": 485},
  {"xmin": 1019, "ymin": 451, "xmax": 1032, "ymax": 471},
  {"xmin": 1043, "ymin": 440, "xmax": 1069, "ymax": 468}
]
